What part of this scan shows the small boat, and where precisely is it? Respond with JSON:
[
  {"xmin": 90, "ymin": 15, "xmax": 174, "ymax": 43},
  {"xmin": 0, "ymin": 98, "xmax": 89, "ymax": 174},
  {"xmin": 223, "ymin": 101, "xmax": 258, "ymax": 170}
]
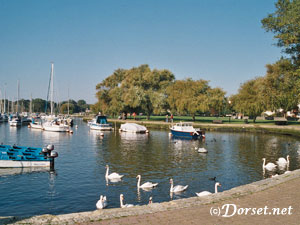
[
  {"xmin": 0, "ymin": 144, "xmax": 58, "ymax": 169},
  {"xmin": 9, "ymin": 115, "xmax": 22, "ymax": 127},
  {"xmin": 43, "ymin": 119, "xmax": 70, "ymax": 132},
  {"xmin": 29, "ymin": 118, "xmax": 43, "ymax": 129},
  {"xmin": 170, "ymin": 122, "xmax": 203, "ymax": 139},
  {"xmin": 119, "ymin": 123, "xmax": 148, "ymax": 133},
  {"xmin": 89, "ymin": 115, "xmax": 112, "ymax": 131}
]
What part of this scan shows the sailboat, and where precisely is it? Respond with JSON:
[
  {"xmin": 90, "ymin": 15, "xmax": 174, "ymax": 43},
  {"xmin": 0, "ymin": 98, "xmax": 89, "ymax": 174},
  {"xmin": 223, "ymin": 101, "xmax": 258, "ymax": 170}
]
[
  {"xmin": 42, "ymin": 63, "xmax": 69, "ymax": 132},
  {"xmin": 9, "ymin": 81, "xmax": 22, "ymax": 127}
]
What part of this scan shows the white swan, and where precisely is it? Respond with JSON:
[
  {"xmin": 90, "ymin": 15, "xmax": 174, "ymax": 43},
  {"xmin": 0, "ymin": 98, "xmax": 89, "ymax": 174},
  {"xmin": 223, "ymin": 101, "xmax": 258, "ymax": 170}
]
[
  {"xmin": 196, "ymin": 182, "xmax": 221, "ymax": 197},
  {"xmin": 96, "ymin": 195, "xmax": 107, "ymax": 209},
  {"xmin": 262, "ymin": 158, "xmax": 277, "ymax": 171},
  {"xmin": 169, "ymin": 178, "xmax": 188, "ymax": 193},
  {"xmin": 105, "ymin": 165, "xmax": 124, "ymax": 180},
  {"xmin": 136, "ymin": 175, "xmax": 158, "ymax": 189},
  {"xmin": 120, "ymin": 194, "xmax": 134, "ymax": 208},
  {"xmin": 276, "ymin": 155, "xmax": 290, "ymax": 168}
]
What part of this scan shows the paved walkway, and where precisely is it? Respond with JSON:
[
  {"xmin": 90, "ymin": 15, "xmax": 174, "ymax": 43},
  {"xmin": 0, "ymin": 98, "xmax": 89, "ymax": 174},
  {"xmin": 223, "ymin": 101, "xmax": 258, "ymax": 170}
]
[
  {"xmin": 89, "ymin": 175, "xmax": 300, "ymax": 225},
  {"xmin": 4, "ymin": 169, "xmax": 300, "ymax": 225}
]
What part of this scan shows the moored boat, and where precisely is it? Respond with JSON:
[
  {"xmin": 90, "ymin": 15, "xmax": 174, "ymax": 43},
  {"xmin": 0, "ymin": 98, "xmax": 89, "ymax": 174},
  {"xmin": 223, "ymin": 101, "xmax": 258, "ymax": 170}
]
[
  {"xmin": 0, "ymin": 144, "xmax": 58, "ymax": 168},
  {"xmin": 89, "ymin": 115, "xmax": 113, "ymax": 131},
  {"xmin": 170, "ymin": 122, "xmax": 204, "ymax": 139},
  {"xmin": 119, "ymin": 123, "xmax": 148, "ymax": 133},
  {"xmin": 9, "ymin": 115, "xmax": 22, "ymax": 127}
]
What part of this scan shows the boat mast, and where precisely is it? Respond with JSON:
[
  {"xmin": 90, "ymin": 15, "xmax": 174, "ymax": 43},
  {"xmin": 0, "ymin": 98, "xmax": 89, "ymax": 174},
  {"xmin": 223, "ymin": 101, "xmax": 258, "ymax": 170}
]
[
  {"xmin": 68, "ymin": 87, "xmax": 70, "ymax": 116},
  {"xmin": 50, "ymin": 62, "xmax": 54, "ymax": 116},
  {"xmin": 17, "ymin": 80, "xmax": 19, "ymax": 113},
  {"xmin": 30, "ymin": 93, "xmax": 32, "ymax": 114},
  {"xmin": 4, "ymin": 84, "xmax": 6, "ymax": 113}
]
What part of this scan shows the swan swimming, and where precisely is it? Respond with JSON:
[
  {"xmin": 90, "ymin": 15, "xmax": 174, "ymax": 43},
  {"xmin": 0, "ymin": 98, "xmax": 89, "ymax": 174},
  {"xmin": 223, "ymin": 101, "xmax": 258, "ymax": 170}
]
[
  {"xmin": 105, "ymin": 165, "xmax": 124, "ymax": 180},
  {"xmin": 262, "ymin": 158, "xmax": 277, "ymax": 171},
  {"xmin": 136, "ymin": 175, "xmax": 158, "ymax": 189},
  {"xmin": 96, "ymin": 195, "xmax": 107, "ymax": 209},
  {"xmin": 276, "ymin": 155, "xmax": 290, "ymax": 169},
  {"xmin": 169, "ymin": 178, "xmax": 188, "ymax": 193},
  {"xmin": 196, "ymin": 182, "xmax": 221, "ymax": 197},
  {"xmin": 120, "ymin": 194, "xmax": 134, "ymax": 208}
]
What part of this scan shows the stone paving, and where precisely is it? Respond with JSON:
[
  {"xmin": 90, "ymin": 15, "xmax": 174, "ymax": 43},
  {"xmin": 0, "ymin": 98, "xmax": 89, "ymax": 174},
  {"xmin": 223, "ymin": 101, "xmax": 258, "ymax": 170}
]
[{"xmin": 2, "ymin": 169, "xmax": 300, "ymax": 225}]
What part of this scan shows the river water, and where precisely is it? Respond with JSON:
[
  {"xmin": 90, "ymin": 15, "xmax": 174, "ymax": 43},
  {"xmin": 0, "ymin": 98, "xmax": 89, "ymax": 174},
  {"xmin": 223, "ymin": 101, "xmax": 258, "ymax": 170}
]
[{"xmin": 0, "ymin": 119, "xmax": 299, "ymax": 217}]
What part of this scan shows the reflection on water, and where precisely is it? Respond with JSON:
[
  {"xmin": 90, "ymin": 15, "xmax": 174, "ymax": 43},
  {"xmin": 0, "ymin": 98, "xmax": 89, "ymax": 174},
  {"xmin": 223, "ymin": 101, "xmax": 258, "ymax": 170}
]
[
  {"xmin": 0, "ymin": 120, "xmax": 300, "ymax": 217},
  {"xmin": 0, "ymin": 167, "xmax": 50, "ymax": 177}
]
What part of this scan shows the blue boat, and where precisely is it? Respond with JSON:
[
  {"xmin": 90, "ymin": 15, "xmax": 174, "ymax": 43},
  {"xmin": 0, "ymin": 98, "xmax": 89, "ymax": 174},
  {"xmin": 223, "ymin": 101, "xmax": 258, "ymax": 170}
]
[
  {"xmin": 170, "ymin": 122, "xmax": 204, "ymax": 140},
  {"xmin": 89, "ymin": 115, "xmax": 113, "ymax": 131},
  {"xmin": 0, "ymin": 144, "xmax": 58, "ymax": 168}
]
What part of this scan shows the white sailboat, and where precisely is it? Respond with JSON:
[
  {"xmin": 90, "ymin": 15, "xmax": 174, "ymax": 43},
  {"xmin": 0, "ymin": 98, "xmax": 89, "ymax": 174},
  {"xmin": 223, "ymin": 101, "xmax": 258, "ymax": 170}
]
[
  {"xmin": 42, "ymin": 62, "xmax": 69, "ymax": 132},
  {"xmin": 9, "ymin": 80, "xmax": 22, "ymax": 127}
]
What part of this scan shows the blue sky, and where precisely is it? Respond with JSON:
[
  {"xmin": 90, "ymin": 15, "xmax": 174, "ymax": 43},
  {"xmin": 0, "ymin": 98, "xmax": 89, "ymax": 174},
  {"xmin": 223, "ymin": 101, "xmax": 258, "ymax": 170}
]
[{"xmin": 0, "ymin": 0, "xmax": 281, "ymax": 104}]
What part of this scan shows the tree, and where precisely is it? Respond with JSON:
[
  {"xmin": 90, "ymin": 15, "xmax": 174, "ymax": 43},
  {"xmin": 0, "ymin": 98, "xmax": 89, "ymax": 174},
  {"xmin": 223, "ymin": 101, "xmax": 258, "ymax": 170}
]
[
  {"xmin": 207, "ymin": 88, "xmax": 227, "ymax": 116},
  {"xmin": 231, "ymin": 77, "xmax": 266, "ymax": 122},
  {"xmin": 262, "ymin": 0, "xmax": 300, "ymax": 65},
  {"xmin": 94, "ymin": 65, "xmax": 175, "ymax": 119},
  {"xmin": 262, "ymin": 58, "xmax": 300, "ymax": 116},
  {"xmin": 166, "ymin": 79, "xmax": 213, "ymax": 120}
]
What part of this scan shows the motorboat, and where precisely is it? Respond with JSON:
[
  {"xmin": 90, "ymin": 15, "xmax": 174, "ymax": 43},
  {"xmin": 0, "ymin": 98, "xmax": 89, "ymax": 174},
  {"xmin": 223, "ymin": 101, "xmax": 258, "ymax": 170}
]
[
  {"xmin": 43, "ymin": 119, "xmax": 70, "ymax": 132},
  {"xmin": 0, "ymin": 144, "xmax": 58, "ymax": 168},
  {"xmin": 89, "ymin": 115, "xmax": 112, "ymax": 131},
  {"xmin": 9, "ymin": 114, "xmax": 22, "ymax": 127},
  {"xmin": 29, "ymin": 118, "xmax": 43, "ymax": 129},
  {"xmin": 170, "ymin": 122, "xmax": 204, "ymax": 139},
  {"xmin": 119, "ymin": 123, "xmax": 148, "ymax": 133}
]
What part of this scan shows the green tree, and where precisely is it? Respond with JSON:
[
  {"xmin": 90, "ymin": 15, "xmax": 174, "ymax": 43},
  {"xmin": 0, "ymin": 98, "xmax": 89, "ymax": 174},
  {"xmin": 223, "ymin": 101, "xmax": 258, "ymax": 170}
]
[
  {"xmin": 262, "ymin": 0, "xmax": 300, "ymax": 64},
  {"xmin": 231, "ymin": 77, "xmax": 266, "ymax": 122},
  {"xmin": 94, "ymin": 65, "xmax": 175, "ymax": 119},
  {"xmin": 166, "ymin": 79, "xmax": 213, "ymax": 120},
  {"xmin": 262, "ymin": 59, "xmax": 300, "ymax": 116}
]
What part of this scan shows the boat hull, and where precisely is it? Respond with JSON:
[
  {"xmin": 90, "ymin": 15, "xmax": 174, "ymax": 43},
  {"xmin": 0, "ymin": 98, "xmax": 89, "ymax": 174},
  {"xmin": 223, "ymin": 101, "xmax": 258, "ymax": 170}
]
[
  {"xmin": 170, "ymin": 129, "xmax": 200, "ymax": 139},
  {"xmin": 90, "ymin": 124, "xmax": 113, "ymax": 131},
  {"xmin": 30, "ymin": 123, "xmax": 43, "ymax": 129},
  {"xmin": 0, "ymin": 160, "xmax": 50, "ymax": 168}
]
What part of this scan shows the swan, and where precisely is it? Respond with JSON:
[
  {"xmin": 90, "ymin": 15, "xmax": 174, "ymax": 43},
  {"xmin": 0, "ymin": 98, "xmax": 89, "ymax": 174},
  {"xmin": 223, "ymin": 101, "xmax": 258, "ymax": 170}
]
[
  {"xmin": 262, "ymin": 158, "xmax": 277, "ymax": 171},
  {"xmin": 120, "ymin": 194, "xmax": 134, "ymax": 208},
  {"xmin": 196, "ymin": 182, "xmax": 221, "ymax": 197},
  {"xmin": 105, "ymin": 165, "xmax": 124, "ymax": 180},
  {"xmin": 148, "ymin": 196, "xmax": 153, "ymax": 204},
  {"xmin": 169, "ymin": 178, "xmax": 188, "ymax": 193},
  {"xmin": 96, "ymin": 195, "xmax": 107, "ymax": 209},
  {"xmin": 276, "ymin": 155, "xmax": 290, "ymax": 167},
  {"xmin": 136, "ymin": 175, "xmax": 158, "ymax": 189}
]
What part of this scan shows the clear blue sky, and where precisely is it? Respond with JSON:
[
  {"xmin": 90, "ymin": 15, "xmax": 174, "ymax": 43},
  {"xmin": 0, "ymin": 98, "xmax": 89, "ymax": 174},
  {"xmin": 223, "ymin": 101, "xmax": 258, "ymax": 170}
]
[{"xmin": 0, "ymin": 0, "xmax": 281, "ymax": 104}]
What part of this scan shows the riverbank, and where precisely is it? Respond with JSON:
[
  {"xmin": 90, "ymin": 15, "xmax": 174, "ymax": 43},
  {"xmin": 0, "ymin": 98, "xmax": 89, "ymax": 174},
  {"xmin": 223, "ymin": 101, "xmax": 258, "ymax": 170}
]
[
  {"xmin": 105, "ymin": 119, "xmax": 300, "ymax": 137},
  {"xmin": 2, "ymin": 169, "xmax": 300, "ymax": 224}
]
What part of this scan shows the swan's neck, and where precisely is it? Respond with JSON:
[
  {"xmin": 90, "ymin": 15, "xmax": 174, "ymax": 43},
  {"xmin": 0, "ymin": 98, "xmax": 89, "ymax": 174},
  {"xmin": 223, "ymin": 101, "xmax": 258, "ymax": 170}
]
[
  {"xmin": 105, "ymin": 167, "xmax": 109, "ymax": 177},
  {"xmin": 137, "ymin": 176, "xmax": 141, "ymax": 188},
  {"xmin": 170, "ymin": 182, "xmax": 173, "ymax": 192},
  {"xmin": 215, "ymin": 184, "xmax": 218, "ymax": 193},
  {"xmin": 262, "ymin": 159, "xmax": 266, "ymax": 168},
  {"xmin": 120, "ymin": 197, "xmax": 124, "ymax": 208}
]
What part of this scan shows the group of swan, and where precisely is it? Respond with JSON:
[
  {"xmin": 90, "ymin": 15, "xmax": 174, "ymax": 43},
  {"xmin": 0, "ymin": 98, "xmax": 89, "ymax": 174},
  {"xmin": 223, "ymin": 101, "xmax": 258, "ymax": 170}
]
[
  {"xmin": 96, "ymin": 195, "xmax": 108, "ymax": 209},
  {"xmin": 262, "ymin": 155, "xmax": 290, "ymax": 171},
  {"xmin": 99, "ymin": 165, "xmax": 159, "ymax": 209}
]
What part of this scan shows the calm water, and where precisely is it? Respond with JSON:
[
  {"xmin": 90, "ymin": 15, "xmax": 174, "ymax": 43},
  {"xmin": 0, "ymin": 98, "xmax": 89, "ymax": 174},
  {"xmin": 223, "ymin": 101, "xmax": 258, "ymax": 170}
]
[{"xmin": 0, "ymin": 119, "xmax": 300, "ymax": 217}]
